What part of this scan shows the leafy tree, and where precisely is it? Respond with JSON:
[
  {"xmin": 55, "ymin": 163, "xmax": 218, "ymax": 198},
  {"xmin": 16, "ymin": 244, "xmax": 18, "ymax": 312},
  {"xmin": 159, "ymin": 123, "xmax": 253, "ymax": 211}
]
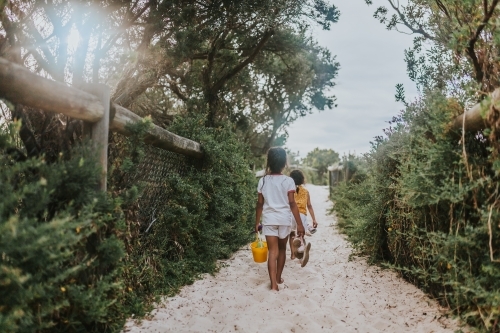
[
  {"xmin": 0, "ymin": 0, "xmax": 340, "ymax": 157},
  {"xmin": 302, "ymin": 147, "xmax": 339, "ymax": 181},
  {"xmin": 127, "ymin": 0, "xmax": 341, "ymax": 126},
  {"xmin": 286, "ymin": 148, "xmax": 301, "ymax": 166},
  {"xmin": 365, "ymin": 0, "xmax": 500, "ymax": 97},
  {"xmin": 236, "ymin": 36, "xmax": 339, "ymax": 156},
  {"xmin": 258, "ymin": 40, "xmax": 337, "ymax": 152}
]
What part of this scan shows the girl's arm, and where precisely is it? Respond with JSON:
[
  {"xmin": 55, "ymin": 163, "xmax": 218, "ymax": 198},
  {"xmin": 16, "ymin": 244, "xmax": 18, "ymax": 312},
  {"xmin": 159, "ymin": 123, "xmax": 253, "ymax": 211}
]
[
  {"xmin": 288, "ymin": 192, "xmax": 305, "ymax": 237},
  {"xmin": 255, "ymin": 193, "xmax": 264, "ymax": 233},
  {"xmin": 307, "ymin": 192, "xmax": 318, "ymax": 228}
]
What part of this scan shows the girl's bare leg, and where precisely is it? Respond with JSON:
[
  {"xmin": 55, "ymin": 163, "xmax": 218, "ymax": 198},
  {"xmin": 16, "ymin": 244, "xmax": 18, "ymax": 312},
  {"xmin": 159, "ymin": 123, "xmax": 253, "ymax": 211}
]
[
  {"xmin": 265, "ymin": 235, "xmax": 279, "ymax": 290},
  {"xmin": 289, "ymin": 231, "xmax": 296, "ymax": 259},
  {"xmin": 276, "ymin": 236, "xmax": 288, "ymax": 286}
]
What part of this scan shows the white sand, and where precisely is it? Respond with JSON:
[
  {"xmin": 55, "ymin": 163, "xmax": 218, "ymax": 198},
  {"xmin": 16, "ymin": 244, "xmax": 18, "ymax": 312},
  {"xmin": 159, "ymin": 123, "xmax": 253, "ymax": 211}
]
[{"xmin": 124, "ymin": 185, "xmax": 465, "ymax": 333}]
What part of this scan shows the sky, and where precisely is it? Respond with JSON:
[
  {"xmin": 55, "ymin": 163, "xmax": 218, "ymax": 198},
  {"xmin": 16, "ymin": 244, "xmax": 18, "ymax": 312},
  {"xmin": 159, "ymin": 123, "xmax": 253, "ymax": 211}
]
[{"xmin": 286, "ymin": 0, "xmax": 419, "ymax": 157}]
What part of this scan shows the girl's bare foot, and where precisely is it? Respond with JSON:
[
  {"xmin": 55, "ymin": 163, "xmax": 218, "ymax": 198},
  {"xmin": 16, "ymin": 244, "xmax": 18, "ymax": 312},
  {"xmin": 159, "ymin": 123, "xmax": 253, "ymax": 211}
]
[
  {"xmin": 271, "ymin": 285, "xmax": 279, "ymax": 291},
  {"xmin": 277, "ymin": 278, "xmax": 284, "ymax": 284}
]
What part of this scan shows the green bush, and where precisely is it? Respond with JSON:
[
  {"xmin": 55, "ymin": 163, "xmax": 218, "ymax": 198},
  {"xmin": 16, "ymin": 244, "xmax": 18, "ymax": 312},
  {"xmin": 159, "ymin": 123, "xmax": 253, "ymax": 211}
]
[
  {"xmin": 0, "ymin": 123, "xmax": 127, "ymax": 333},
  {"xmin": 113, "ymin": 115, "xmax": 256, "ymax": 315},
  {"xmin": 0, "ymin": 113, "xmax": 257, "ymax": 331},
  {"xmin": 332, "ymin": 91, "xmax": 500, "ymax": 331}
]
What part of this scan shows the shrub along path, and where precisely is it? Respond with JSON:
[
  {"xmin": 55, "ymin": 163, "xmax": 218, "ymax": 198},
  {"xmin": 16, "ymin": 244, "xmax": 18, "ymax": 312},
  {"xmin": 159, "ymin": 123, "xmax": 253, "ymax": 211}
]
[{"xmin": 124, "ymin": 185, "xmax": 464, "ymax": 333}]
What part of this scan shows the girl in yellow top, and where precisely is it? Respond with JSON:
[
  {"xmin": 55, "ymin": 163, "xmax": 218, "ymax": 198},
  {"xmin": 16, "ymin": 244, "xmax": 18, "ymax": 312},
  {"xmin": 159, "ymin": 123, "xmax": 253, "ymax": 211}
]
[{"xmin": 289, "ymin": 170, "xmax": 318, "ymax": 266}]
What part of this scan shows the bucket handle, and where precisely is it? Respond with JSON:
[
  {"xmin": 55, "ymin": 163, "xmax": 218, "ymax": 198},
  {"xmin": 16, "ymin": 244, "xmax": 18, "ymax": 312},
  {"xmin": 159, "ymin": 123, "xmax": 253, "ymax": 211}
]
[{"xmin": 255, "ymin": 232, "xmax": 264, "ymax": 248}]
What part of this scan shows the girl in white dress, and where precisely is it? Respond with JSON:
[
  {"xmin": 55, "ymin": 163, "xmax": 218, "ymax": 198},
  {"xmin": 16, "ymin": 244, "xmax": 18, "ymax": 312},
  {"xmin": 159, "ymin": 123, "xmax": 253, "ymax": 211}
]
[{"xmin": 255, "ymin": 147, "xmax": 304, "ymax": 291}]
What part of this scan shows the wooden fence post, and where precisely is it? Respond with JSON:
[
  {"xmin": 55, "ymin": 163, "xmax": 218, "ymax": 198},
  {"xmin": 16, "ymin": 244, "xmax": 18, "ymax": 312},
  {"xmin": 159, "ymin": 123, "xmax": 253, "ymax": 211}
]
[
  {"xmin": 328, "ymin": 170, "xmax": 332, "ymax": 197},
  {"xmin": 82, "ymin": 83, "xmax": 111, "ymax": 192}
]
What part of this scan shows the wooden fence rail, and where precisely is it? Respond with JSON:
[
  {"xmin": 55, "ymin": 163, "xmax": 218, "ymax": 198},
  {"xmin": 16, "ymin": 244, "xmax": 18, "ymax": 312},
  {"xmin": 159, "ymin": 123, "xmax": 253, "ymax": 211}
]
[
  {"xmin": 0, "ymin": 57, "xmax": 203, "ymax": 158},
  {"xmin": 0, "ymin": 57, "xmax": 203, "ymax": 191},
  {"xmin": 450, "ymin": 88, "xmax": 500, "ymax": 132}
]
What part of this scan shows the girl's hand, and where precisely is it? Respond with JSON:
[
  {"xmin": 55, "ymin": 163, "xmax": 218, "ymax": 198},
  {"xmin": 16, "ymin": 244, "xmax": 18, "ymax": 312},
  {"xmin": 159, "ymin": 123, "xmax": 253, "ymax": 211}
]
[
  {"xmin": 297, "ymin": 225, "xmax": 305, "ymax": 237},
  {"xmin": 255, "ymin": 224, "xmax": 262, "ymax": 234},
  {"xmin": 313, "ymin": 220, "xmax": 318, "ymax": 228}
]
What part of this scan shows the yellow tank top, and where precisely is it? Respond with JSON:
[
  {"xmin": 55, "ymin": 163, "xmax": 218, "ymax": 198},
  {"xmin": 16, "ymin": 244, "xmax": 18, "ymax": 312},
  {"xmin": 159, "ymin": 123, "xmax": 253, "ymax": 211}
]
[{"xmin": 294, "ymin": 185, "xmax": 308, "ymax": 215}]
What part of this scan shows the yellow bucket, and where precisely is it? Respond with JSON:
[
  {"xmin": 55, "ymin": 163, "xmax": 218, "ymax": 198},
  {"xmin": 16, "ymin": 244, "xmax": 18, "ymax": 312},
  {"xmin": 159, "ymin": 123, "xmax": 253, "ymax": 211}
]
[{"xmin": 251, "ymin": 241, "xmax": 268, "ymax": 263}]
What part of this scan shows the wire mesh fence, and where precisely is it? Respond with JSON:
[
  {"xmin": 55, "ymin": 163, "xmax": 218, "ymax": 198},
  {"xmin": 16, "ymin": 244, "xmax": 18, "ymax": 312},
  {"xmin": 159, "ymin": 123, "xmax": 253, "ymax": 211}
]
[
  {"xmin": 328, "ymin": 162, "xmax": 355, "ymax": 198},
  {"xmin": 108, "ymin": 133, "xmax": 201, "ymax": 232}
]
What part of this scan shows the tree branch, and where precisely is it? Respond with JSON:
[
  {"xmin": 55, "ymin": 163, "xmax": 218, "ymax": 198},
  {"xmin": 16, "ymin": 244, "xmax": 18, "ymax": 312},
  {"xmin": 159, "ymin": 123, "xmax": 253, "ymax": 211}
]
[
  {"xmin": 202, "ymin": 28, "xmax": 230, "ymax": 111},
  {"xmin": 466, "ymin": 0, "xmax": 499, "ymax": 85},
  {"xmin": 435, "ymin": 0, "xmax": 451, "ymax": 19},
  {"xmin": 99, "ymin": 1, "xmax": 151, "ymax": 56},
  {"xmin": 23, "ymin": 20, "xmax": 62, "ymax": 80},
  {"xmin": 388, "ymin": 0, "xmax": 435, "ymax": 40},
  {"xmin": 92, "ymin": 26, "xmax": 103, "ymax": 83},
  {"xmin": 168, "ymin": 80, "xmax": 188, "ymax": 102},
  {"xmin": 1, "ymin": 14, "xmax": 21, "ymax": 61},
  {"xmin": 211, "ymin": 29, "xmax": 274, "ymax": 93}
]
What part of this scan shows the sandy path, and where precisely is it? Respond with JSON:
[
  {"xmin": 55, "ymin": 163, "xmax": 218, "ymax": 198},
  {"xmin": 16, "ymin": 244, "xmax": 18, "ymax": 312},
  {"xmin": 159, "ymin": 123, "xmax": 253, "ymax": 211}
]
[{"xmin": 124, "ymin": 185, "xmax": 463, "ymax": 333}]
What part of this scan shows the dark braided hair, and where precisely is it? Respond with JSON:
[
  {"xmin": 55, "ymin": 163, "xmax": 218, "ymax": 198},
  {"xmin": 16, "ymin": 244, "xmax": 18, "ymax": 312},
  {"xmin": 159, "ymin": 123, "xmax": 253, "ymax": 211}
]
[
  {"xmin": 290, "ymin": 169, "xmax": 305, "ymax": 193},
  {"xmin": 265, "ymin": 147, "xmax": 287, "ymax": 174}
]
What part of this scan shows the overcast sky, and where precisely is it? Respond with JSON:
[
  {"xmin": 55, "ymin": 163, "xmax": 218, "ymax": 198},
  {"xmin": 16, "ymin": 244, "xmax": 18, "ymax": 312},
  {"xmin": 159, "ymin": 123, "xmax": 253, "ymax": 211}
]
[{"xmin": 286, "ymin": 0, "xmax": 419, "ymax": 157}]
